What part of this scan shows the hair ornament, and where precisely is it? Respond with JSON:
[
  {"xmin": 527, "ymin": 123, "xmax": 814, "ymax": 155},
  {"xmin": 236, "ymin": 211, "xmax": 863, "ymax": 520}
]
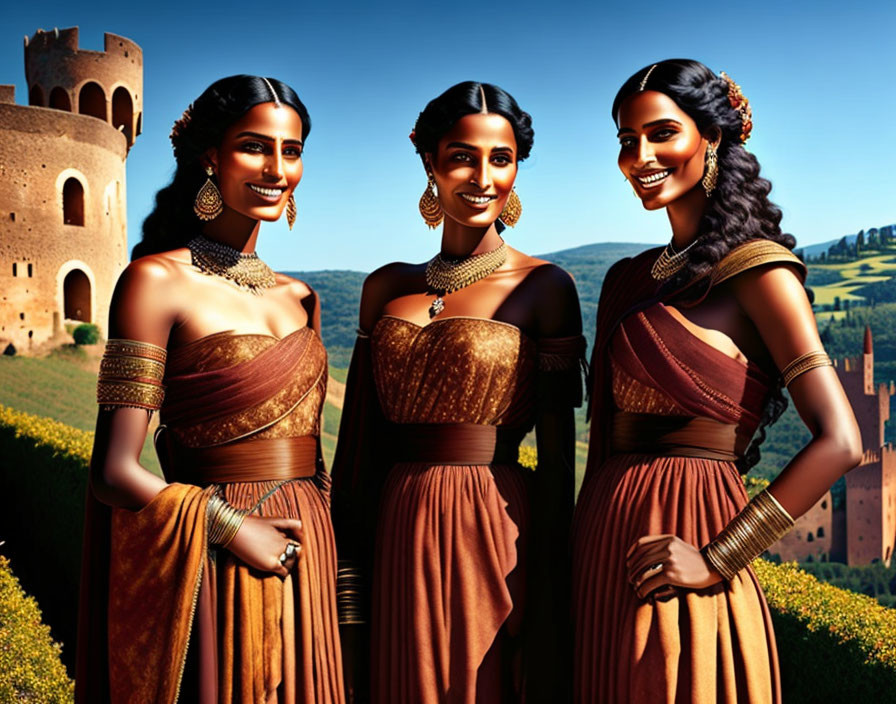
[
  {"xmin": 260, "ymin": 77, "xmax": 281, "ymax": 107},
  {"xmin": 169, "ymin": 104, "xmax": 193, "ymax": 145},
  {"xmin": 720, "ymin": 71, "xmax": 752, "ymax": 143},
  {"xmin": 638, "ymin": 64, "xmax": 658, "ymax": 91}
]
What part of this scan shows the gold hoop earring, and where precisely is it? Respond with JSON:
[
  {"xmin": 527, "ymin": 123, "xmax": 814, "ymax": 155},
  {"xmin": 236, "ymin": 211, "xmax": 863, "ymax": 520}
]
[
  {"xmin": 286, "ymin": 193, "xmax": 297, "ymax": 230},
  {"xmin": 702, "ymin": 144, "xmax": 718, "ymax": 197},
  {"xmin": 419, "ymin": 174, "xmax": 443, "ymax": 229},
  {"xmin": 194, "ymin": 166, "xmax": 223, "ymax": 221},
  {"xmin": 499, "ymin": 188, "xmax": 522, "ymax": 227}
]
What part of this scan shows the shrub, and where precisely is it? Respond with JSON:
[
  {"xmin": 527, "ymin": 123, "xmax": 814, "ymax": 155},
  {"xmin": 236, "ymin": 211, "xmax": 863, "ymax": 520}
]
[
  {"xmin": 71, "ymin": 323, "xmax": 100, "ymax": 346},
  {"xmin": 0, "ymin": 555, "xmax": 74, "ymax": 702}
]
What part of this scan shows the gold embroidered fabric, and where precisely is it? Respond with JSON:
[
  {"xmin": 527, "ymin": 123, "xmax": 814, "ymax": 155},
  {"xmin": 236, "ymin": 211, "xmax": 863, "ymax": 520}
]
[
  {"xmin": 610, "ymin": 358, "xmax": 683, "ymax": 415},
  {"xmin": 370, "ymin": 317, "xmax": 536, "ymax": 426},
  {"xmin": 163, "ymin": 330, "xmax": 327, "ymax": 447},
  {"xmin": 97, "ymin": 338, "xmax": 167, "ymax": 411},
  {"xmin": 710, "ymin": 239, "xmax": 806, "ymax": 287}
]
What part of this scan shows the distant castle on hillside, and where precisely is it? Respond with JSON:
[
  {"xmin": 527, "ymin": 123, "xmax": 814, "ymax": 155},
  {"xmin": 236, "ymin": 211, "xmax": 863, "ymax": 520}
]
[
  {"xmin": 0, "ymin": 27, "xmax": 142, "ymax": 353},
  {"xmin": 772, "ymin": 327, "xmax": 896, "ymax": 567}
]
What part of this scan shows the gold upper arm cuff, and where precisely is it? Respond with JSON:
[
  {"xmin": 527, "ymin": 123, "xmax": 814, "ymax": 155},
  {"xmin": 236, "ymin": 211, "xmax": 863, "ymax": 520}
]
[
  {"xmin": 781, "ymin": 351, "xmax": 832, "ymax": 387},
  {"xmin": 97, "ymin": 338, "xmax": 167, "ymax": 411}
]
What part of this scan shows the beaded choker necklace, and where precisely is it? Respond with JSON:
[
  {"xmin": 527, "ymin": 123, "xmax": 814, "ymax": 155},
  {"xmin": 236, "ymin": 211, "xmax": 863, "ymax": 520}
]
[
  {"xmin": 425, "ymin": 242, "xmax": 508, "ymax": 318},
  {"xmin": 650, "ymin": 237, "xmax": 701, "ymax": 281},
  {"xmin": 187, "ymin": 235, "xmax": 276, "ymax": 294}
]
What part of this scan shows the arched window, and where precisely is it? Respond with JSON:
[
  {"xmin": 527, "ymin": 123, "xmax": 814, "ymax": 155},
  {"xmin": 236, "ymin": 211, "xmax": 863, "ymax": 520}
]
[
  {"xmin": 63, "ymin": 178, "xmax": 85, "ymax": 226},
  {"xmin": 63, "ymin": 269, "xmax": 91, "ymax": 322},
  {"xmin": 49, "ymin": 86, "xmax": 71, "ymax": 111},
  {"xmin": 29, "ymin": 84, "xmax": 44, "ymax": 106},
  {"xmin": 817, "ymin": 526, "xmax": 825, "ymax": 538},
  {"xmin": 807, "ymin": 532, "xmax": 814, "ymax": 542},
  {"xmin": 78, "ymin": 81, "xmax": 106, "ymax": 121},
  {"xmin": 112, "ymin": 87, "xmax": 134, "ymax": 144}
]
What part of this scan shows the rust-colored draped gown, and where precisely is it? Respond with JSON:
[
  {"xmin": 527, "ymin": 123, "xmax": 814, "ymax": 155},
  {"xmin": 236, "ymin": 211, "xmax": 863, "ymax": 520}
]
[
  {"xmin": 572, "ymin": 241, "xmax": 805, "ymax": 704},
  {"xmin": 332, "ymin": 315, "xmax": 584, "ymax": 704},
  {"xmin": 77, "ymin": 328, "xmax": 344, "ymax": 704}
]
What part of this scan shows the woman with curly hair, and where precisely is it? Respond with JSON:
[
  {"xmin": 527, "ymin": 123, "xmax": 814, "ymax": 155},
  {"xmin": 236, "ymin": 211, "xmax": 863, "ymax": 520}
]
[
  {"xmin": 76, "ymin": 75, "xmax": 343, "ymax": 703},
  {"xmin": 332, "ymin": 81, "xmax": 585, "ymax": 702},
  {"xmin": 572, "ymin": 59, "xmax": 861, "ymax": 703}
]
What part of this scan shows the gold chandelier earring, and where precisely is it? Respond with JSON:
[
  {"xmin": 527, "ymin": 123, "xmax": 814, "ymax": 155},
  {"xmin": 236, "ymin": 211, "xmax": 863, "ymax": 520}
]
[
  {"xmin": 194, "ymin": 165, "xmax": 223, "ymax": 221},
  {"xmin": 286, "ymin": 192, "xmax": 297, "ymax": 230},
  {"xmin": 419, "ymin": 174, "xmax": 443, "ymax": 229},
  {"xmin": 499, "ymin": 188, "xmax": 522, "ymax": 227},
  {"xmin": 702, "ymin": 144, "xmax": 719, "ymax": 197}
]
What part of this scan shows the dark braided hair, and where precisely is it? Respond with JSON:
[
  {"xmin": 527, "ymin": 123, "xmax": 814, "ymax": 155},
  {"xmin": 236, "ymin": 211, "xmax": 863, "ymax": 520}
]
[
  {"xmin": 613, "ymin": 59, "xmax": 796, "ymax": 472},
  {"xmin": 133, "ymin": 75, "xmax": 311, "ymax": 259}
]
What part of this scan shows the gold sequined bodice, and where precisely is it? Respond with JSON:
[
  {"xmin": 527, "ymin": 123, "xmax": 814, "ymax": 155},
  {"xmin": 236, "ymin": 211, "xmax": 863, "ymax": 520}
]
[
  {"xmin": 163, "ymin": 329, "xmax": 327, "ymax": 447},
  {"xmin": 370, "ymin": 316, "xmax": 536, "ymax": 427}
]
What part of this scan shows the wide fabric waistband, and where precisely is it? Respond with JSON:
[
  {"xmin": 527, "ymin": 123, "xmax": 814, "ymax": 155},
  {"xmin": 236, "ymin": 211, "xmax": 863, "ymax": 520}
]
[
  {"xmin": 157, "ymin": 431, "xmax": 318, "ymax": 484},
  {"xmin": 388, "ymin": 423, "xmax": 520, "ymax": 465},
  {"xmin": 610, "ymin": 411, "xmax": 747, "ymax": 462}
]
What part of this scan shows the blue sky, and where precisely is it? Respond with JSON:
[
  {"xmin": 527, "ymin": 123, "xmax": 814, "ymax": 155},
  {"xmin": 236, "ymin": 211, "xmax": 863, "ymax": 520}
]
[{"xmin": 2, "ymin": 0, "xmax": 894, "ymax": 272}]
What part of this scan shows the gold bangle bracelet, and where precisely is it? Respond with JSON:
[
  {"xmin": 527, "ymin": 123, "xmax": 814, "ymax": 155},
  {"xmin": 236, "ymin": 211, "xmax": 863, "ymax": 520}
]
[
  {"xmin": 701, "ymin": 489, "xmax": 794, "ymax": 580},
  {"xmin": 781, "ymin": 351, "xmax": 832, "ymax": 387}
]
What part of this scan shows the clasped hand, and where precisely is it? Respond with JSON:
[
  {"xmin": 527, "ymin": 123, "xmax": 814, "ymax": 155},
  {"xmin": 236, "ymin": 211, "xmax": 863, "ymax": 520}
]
[
  {"xmin": 227, "ymin": 515, "xmax": 304, "ymax": 578},
  {"xmin": 626, "ymin": 534, "xmax": 722, "ymax": 600}
]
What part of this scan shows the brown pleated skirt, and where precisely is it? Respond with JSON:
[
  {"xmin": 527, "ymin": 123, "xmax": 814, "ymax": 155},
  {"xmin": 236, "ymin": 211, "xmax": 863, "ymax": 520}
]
[
  {"xmin": 182, "ymin": 475, "xmax": 344, "ymax": 704},
  {"xmin": 372, "ymin": 462, "xmax": 530, "ymax": 704},
  {"xmin": 572, "ymin": 454, "xmax": 781, "ymax": 704}
]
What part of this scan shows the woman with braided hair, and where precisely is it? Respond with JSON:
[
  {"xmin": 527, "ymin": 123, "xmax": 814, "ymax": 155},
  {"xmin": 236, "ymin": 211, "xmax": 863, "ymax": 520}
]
[
  {"xmin": 572, "ymin": 59, "xmax": 861, "ymax": 702},
  {"xmin": 76, "ymin": 75, "xmax": 343, "ymax": 703}
]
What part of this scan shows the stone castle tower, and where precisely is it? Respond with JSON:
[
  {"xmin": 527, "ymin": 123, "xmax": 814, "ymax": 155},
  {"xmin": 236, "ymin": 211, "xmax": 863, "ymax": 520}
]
[
  {"xmin": 772, "ymin": 326, "xmax": 896, "ymax": 567},
  {"xmin": 0, "ymin": 27, "xmax": 142, "ymax": 352}
]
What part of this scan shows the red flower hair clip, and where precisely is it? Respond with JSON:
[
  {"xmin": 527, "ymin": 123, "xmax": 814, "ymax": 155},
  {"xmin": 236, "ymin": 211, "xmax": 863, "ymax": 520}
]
[{"xmin": 720, "ymin": 72, "xmax": 752, "ymax": 144}]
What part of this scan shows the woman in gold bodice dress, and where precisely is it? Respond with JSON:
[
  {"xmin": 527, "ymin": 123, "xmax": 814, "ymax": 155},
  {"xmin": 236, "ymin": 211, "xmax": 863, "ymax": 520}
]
[
  {"xmin": 331, "ymin": 82, "xmax": 585, "ymax": 703},
  {"xmin": 572, "ymin": 60, "xmax": 861, "ymax": 703},
  {"xmin": 75, "ymin": 75, "xmax": 343, "ymax": 704}
]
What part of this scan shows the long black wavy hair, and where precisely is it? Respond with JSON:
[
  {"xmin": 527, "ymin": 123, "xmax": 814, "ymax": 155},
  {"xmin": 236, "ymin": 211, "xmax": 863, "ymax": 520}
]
[
  {"xmin": 412, "ymin": 81, "xmax": 533, "ymax": 231},
  {"xmin": 132, "ymin": 75, "xmax": 311, "ymax": 259},
  {"xmin": 613, "ymin": 59, "xmax": 796, "ymax": 472}
]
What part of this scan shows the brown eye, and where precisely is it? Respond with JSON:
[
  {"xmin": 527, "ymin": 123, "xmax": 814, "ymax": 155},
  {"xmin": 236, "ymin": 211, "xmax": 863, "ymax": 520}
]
[{"xmin": 241, "ymin": 141, "xmax": 265, "ymax": 153}]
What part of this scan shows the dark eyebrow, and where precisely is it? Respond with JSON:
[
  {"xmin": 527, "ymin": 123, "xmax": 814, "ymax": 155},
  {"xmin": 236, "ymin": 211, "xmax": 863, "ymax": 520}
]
[
  {"xmin": 617, "ymin": 118, "xmax": 683, "ymax": 137},
  {"xmin": 234, "ymin": 131, "xmax": 304, "ymax": 146},
  {"xmin": 445, "ymin": 141, "xmax": 514, "ymax": 153}
]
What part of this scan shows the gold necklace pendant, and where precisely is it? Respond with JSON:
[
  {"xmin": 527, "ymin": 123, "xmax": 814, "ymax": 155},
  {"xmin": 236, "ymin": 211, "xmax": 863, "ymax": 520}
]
[
  {"xmin": 187, "ymin": 235, "xmax": 276, "ymax": 294},
  {"xmin": 425, "ymin": 242, "xmax": 508, "ymax": 318},
  {"xmin": 429, "ymin": 297, "xmax": 445, "ymax": 318}
]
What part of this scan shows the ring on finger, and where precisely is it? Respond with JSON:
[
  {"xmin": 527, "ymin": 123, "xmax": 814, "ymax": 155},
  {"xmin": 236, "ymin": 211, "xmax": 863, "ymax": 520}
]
[
  {"xmin": 284, "ymin": 542, "xmax": 298, "ymax": 560},
  {"xmin": 278, "ymin": 551, "xmax": 288, "ymax": 565}
]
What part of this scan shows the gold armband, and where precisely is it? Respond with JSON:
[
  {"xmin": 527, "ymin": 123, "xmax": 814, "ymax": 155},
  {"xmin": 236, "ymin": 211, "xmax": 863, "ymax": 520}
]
[
  {"xmin": 336, "ymin": 559, "xmax": 366, "ymax": 625},
  {"xmin": 701, "ymin": 489, "xmax": 794, "ymax": 580},
  {"xmin": 97, "ymin": 338, "xmax": 167, "ymax": 411},
  {"xmin": 207, "ymin": 493, "xmax": 248, "ymax": 548},
  {"xmin": 781, "ymin": 351, "xmax": 832, "ymax": 387}
]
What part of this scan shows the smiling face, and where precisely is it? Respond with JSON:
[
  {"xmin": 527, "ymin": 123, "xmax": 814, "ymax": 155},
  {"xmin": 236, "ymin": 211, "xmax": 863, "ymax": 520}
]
[
  {"xmin": 427, "ymin": 113, "xmax": 518, "ymax": 228},
  {"xmin": 206, "ymin": 101, "xmax": 304, "ymax": 222},
  {"xmin": 616, "ymin": 90, "xmax": 712, "ymax": 210}
]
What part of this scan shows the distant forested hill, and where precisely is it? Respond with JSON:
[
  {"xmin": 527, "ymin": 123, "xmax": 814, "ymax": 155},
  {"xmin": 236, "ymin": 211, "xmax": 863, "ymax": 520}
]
[{"xmin": 283, "ymin": 241, "xmax": 654, "ymax": 365}]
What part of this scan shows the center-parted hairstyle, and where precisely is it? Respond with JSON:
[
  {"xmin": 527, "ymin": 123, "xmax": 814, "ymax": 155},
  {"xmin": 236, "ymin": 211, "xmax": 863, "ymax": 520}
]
[
  {"xmin": 133, "ymin": 75, "xmax": 311, "ymax": 260},
  {"xmin": 411, "ymin": 81, "xmax": 534, "ymax": 163},
  {"xmin": 614, "ymin": 59, "xmax": 797, "ymax": 471}
]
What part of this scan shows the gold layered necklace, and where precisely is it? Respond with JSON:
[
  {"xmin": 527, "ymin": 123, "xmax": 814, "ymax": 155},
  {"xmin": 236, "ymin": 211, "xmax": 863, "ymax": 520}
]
[
  {"xmin": 187, "ymin": 235, "xmax": 277, "ymax": 294},
  {"xmin": 425, "ymin": 242, "xmax": 508, "ymax": 318},
  {"xmin": 650, "ymin": 237, "xmax": 701, "ymax": 281}
]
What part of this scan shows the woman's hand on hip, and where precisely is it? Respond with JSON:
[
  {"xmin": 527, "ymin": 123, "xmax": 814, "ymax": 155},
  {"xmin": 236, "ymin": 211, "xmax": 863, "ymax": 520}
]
[{"xmin": 626, "ymin": 534, "xmax": 723, "ymax": 600}]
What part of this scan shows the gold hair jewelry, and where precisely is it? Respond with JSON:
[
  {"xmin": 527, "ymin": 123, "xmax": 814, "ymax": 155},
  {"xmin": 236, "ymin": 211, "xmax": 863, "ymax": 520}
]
[
  {"xmin": 97, "ymin": 338, "xmax": 167, "ymax": 411},
  {"xmin": 207, "ymin": 493, "xmax": 248, "ymax": 548},
  {"xmin": 720, "ymin": 72, "xmax": 753, "ymax": 144},
  {"xmin": 639, "ymin": 64, "xmax": 658, "ymax": 91},
  {"xmin": 650, "ymin": 237, "xmax": 701, "ymax": 281},
  {"xmin": 425, "ymin": 242, "xmax": 508, "ymax": 318},
  {"xmin": 702, "ymin": 143, "xmax": 718, "ymax": 197},
  {"xmin": 419, "ymin": 174, "xmax": 443, "ymax": 229},
  {"xmin": 260, "ymin": 77, "xmax": 281, "ymax": 107},
  {"xmin": 337, "ymin": 560, "xmax": 366, "ymax": 625},
  {"xmin": 499, "ymin": 188, "xmax": 522, "ymax": 227},
  {"xmin": 286, "ymin": 193, "xmax": 297, "ymax": 230},
  {"xmin": 194, "ymin": 166, "xmax": 223, "ymax": 221},
  {"xmin": 701, "ymin": 489, "xmax": 794, "ymax": 580},
  {"xmin": 187, "ymin": 234, "xmax": 276, "ymax": 294},
  {"xmin": 781, "ymin": 351, "xmax": 833, "ymax": 387}
]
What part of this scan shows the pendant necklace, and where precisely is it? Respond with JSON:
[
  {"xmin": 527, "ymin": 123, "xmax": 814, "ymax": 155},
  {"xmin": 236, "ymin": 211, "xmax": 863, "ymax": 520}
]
[
  {"xmin": 187, "ymin": 235, "xmax": 277, "ymax": 294},
  {"xmin": 424, "ymin": 242, "xmax": 508, "ymax": 318}
]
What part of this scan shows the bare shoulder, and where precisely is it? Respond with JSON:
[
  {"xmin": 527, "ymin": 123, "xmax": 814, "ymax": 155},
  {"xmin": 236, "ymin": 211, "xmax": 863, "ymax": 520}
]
[
  {"xmin": 275, "ymin": 272, "xmax": 314, "ymax": 301},
  {"xmin": 359, "ymin": 261, "xmax": 424, "ymax": 331},
  {"xmin": 504, "ymin": 250, "xmax": 581, "ymax": 337},
  {"xmin": 114, "ymin": 250, "xmax": 189, "ymax": 303}
]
